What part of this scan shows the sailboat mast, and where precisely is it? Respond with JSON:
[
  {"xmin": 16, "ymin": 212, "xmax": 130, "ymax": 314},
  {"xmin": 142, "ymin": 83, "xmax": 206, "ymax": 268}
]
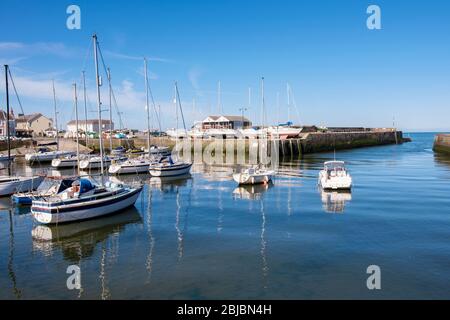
[
  {"xmin": 175, "ymin": 82, "xmax": 187, "ymax": 132},
  {"xmin": 217, "ymin": 81, "xmax": 221, "ymax": 114},
  {"xmin": 144, "ymin": 58, "xmax": 151, "ymax": 156},
  {"xmin": 276, "ymin": 91, "xmax": 280, "ymax": 133},
  {"xmin": 52, "ymin": 80, "xmax": 59, "ymax": 151},
  {"xmin": 4, "ymin": 65, "xmax": 11, "ymax": 175},
  {"xmin": 73, "ymin": 83, "xmax": 80, "ymax": 175},
  {"xmin": 287, "ymin": 83, "xmax": 291, "ymax": 124},
  {"xmin": 174, "ymin": 84, "xmax": 178, "ymax": 134},
  {"xmin": 261, "ymin": 77, "xmax": 265, "ymax": 128},
  {"xmin": 93, "ymin": 34, "xmax": 105, "ymax": 181},
  {"xmin": 82, "ymin": 71, "xmax": 88, "ymax": 147},
  {"xmin": 107, "ymin": 68, "xmax": 113, "ymax": 154}
]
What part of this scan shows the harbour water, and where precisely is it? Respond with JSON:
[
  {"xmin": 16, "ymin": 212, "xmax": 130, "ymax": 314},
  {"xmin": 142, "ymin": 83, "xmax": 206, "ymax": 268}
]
[{"xmin": 1, "ymin": 132, "xmax": 450, "ymax": 299}]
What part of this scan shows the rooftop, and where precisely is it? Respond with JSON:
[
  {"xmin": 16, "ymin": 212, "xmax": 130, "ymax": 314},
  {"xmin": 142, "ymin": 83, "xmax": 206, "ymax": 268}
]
[
  {"xmin": 203, "ymin": 115, "xmax": 251, "ymax": 122},
  {"xmin": 16, "ymin": 113, "xmax": 49, "ymax": 123}
]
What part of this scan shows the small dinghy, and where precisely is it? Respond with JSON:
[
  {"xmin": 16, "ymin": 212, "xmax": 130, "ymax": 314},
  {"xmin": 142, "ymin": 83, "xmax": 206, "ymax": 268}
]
[
  {"xmin": 149, "ymin": 156, "xmax": 192, "ymax": 177},
  {"xmin": 318, "ymin": 161, "xmax": 352, "ymax": 190},
  {"xmin": 233, "ymin": 166, "xmax": 275, "ymax": 185}
]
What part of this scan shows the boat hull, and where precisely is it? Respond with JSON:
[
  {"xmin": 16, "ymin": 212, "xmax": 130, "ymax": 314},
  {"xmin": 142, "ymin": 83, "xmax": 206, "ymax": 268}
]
[
  {"xmin": 318, "ymin": 171, "xmax": 352, "ymax": 190},
  {"xmin": 109, "ymin": 163, "xmax": 151, "ymax": 174},
  {"xmin": 149, "ymin": 163, "xmax": 192, "ymax": 177},
  {"xmin": 0, "ymin": 176, "xmax": 45, "ymax": 196},
  {"xmin": 51, "ymin": 158, "xmax": 79, "ymax": 168},
  {"xmin": 79, "ymin": 159, "xmax": 112, "ymax": 169},
  {"xmin": 233, "ymin": 172, "xmax": 273, "ymax": 185},
  {"xmin": 31, "ymin": 187, "xmax": 142, "ymax": 224},
  {"xmin": 25, "ymin": 151, "xmax": 75, "ymax": 163}
]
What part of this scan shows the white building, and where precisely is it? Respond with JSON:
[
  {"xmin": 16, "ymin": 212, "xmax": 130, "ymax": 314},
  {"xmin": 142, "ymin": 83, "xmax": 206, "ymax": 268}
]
[
  {"xmin": 66, "ymin": 119, "xmax": 114, "ymax": 137},
  {"xmin": 201, "ymin": 115, "xmax": 252, "ymax": 130}
]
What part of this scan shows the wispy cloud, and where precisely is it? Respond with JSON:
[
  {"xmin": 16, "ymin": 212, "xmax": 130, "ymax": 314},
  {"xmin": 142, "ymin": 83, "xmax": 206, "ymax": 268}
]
[
  {"xmin": 188, "ymin": 67, "xmax": 203, "ymax": 95},
  {"xmin": 0, "ymin": 42, "xmax": 25, "ymax": 50},
  {"xmin": 0, "ymin": 41, "xmax": 78, "ymax": 59},
  {"xmin": 103, "ymin": 50, "xmax": 173, "ymax": 63}
]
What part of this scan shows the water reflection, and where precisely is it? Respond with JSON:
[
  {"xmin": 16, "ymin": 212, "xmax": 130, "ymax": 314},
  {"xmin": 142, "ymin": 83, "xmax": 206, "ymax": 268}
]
[
  {"xmin": 149, "ymin": 174, "xmax": 192, "ymax": 192},
  {"xmin": 145, "ymin": 186, "xmax": 155, "ymax": 284},
  {"xmin": 260, "ymin": 200, "xmax": 269, "ymax": 290},
  {"xmin": 193, "ymin": 164, "xmax": 234, "ymax": 181},
  {"xmin": 174, "ymin": 180, "xmax": 193, "ymax": 261},
  {"xmin": 232, "ymin": 183, "xmax": 273, "ymax": 200},
  {"xmin": 320, "ymin": 190, "xmax": 352, "ymax": 214},
  {"xmin": 7, "ymin": 209, "xmax": 22, "ymax": 299},
  {"xmin": 0, "ymin": 198, "xmax": 30, "ymax": 216},
  {"xmin": 434, "ymin": 153, "xmax": 450, "ymax": 172},
  {"xmin": 31, "ymin": 207, "xmax": 142, "ymax": 262}
]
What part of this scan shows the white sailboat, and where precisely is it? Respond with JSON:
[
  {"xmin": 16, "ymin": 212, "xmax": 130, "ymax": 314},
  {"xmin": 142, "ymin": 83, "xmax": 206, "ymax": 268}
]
[
  {"xmin": 52, "ymin": 154, "xmax": 87, "ymax": 169},
  {"xmin": 1, "ymin": 65, "xmax": 44, "ymax": 196},
  {"xmin": 109, "ymin": 58, "xmax": 166, "ymax": 175},
  {"xmin": 149, "ymin": 156, "xmax": 192, "ymax": 177},
  {"xmin": 150, "ymin": 83, "xmax": 192, "ymax": 177},
  {"xmin": 79, "ymin": 155, "xmax": 117, "ymax": 170},
  {"xmin": 233, "ymin": 77, "xmax": 274, "ymax": 185},
  {"xmin": 109, "ymin": 156, "xmax": 153, "ymax": 175},
  {"xmin": 32, "ymin": 34, "xmax": 143, "ymax": 224},
  {"xmin": 25, "ymin": 80, "xmax": 75, "ymax": 163}
]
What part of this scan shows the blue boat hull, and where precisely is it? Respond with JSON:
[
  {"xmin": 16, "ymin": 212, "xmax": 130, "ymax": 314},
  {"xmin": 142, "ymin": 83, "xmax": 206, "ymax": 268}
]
[{"xmin": 12, "ymin": 195, "xmax": 33, "ymax": 205}]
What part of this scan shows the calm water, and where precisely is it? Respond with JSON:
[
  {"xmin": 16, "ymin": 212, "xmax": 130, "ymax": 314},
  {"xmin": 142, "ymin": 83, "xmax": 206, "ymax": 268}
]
[{"xmin": 1, "ymin": 133, "xmax": 450, "ymax": 299}]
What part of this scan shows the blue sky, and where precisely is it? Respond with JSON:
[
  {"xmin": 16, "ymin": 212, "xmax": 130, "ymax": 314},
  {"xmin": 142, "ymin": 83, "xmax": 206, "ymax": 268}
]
[{"xmin": 0, "ymin": 0, "xmax": 449, "ymax": 131}]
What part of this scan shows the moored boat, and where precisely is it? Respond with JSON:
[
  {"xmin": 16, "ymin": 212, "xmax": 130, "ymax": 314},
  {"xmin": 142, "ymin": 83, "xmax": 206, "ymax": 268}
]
[
  {"xmin": 51, "ymin": 155, "xmax": 86, "ymax": 169},
  {"xmin": 149, "ymin": 156, "xmax": 192, "ymax": 177},
  {"xmin": 25, "ymin": 149, "xmax": 75, "ymax": 163},
  {"xmin": 318, "ymin": 161, "xmax": 352, "ymax": 190},
  {"xmin": 109, "ymin": 157, "xmax": 153, "ymax": 175},
  {"xmin": 12, "ymin": 177, "xmax": 76, "ymax": 205},
  {"xmin": 232, "ymin": 166, "xmax": 274, "ymax": 185},
  {"xmin": 31, "ymin": 178, "xmax": 143, "ymax": 224},
  {"xmin": 0, "ymin": 175, "xmax": 45, "ymax": 196},
  {"xmin": 79, "ymin": 156, "xmax": 116, "ymax": 170}
]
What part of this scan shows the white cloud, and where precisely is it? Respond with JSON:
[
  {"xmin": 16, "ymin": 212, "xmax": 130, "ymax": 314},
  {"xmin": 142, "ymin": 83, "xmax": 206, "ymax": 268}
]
[{"xmin": 0, "ymin": 41, "xmax": 76, "ymax": 58}]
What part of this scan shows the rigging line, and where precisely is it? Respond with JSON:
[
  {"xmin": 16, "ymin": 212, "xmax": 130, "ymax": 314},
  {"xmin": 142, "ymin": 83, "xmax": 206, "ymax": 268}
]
[
  {"xmin": 175, "ymin": 82, "xmax": 187, "ymax": 132},
  {"xmin": 80, "ymin": 39, "xmax": 93, "ymax": 77},
  {"xmin": 96, "ymin": 42, "xmax": 110, "ymax": 82},
  {"xmin": 287, "ymin": 84, "xmax": 302, "ymax": 125},
  {"xmin": 147, "ymin": 81, "xmax": 162, "ymax": 132},
  {"xmin": 7, "ymin": 68, "xmax": 24, "ymax": 115},
  {"xmin": 111, "ymin": 88, "xmax": 126, "ymax": 130}
]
